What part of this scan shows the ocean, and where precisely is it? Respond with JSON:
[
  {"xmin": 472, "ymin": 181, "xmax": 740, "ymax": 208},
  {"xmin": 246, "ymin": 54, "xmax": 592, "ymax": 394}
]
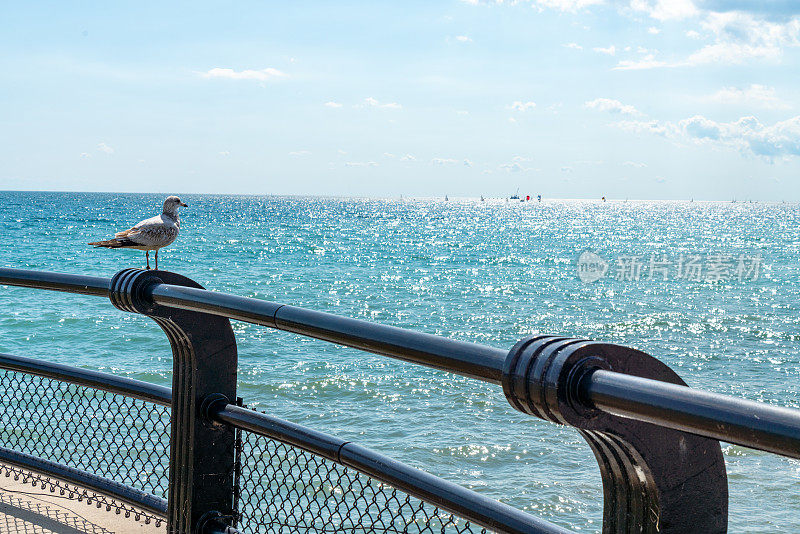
[{"xmin": 1, "ymin": 191, "xmax": 798, "ymax": 532}]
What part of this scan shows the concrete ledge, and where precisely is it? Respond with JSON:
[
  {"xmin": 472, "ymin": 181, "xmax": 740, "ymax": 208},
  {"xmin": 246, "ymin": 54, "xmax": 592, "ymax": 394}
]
[{"xmin": 0, "ymin": 463, "xmax": 164, "ymax": 533}]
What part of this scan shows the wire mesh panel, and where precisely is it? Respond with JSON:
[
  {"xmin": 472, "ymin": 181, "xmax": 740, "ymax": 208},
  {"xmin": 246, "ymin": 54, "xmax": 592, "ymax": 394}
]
[
  {"xmin": 237, "ymin": 430, "xmax": 490, "ymax": 534},
  {"xmin": 0, "ymin": 369, "xmax": 171, "ymax": 499}
]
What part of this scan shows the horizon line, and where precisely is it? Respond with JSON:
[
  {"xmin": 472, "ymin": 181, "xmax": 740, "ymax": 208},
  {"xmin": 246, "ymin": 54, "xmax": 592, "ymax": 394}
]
[{"xmin": 0, "ymin": 189, "xmax": 795, "ymax": 203}]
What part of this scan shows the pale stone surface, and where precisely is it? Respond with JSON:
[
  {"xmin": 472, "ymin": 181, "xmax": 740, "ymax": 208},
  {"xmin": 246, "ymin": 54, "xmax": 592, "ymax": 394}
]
[{"xmin": 0, "ymin": 467, "xmax": 164, "ymax": 534}]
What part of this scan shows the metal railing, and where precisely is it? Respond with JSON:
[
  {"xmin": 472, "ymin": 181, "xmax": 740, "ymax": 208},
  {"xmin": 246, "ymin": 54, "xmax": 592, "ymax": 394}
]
[{"xmin": 1, "ymin": 266, "xmax": 799, "ymax": 533}]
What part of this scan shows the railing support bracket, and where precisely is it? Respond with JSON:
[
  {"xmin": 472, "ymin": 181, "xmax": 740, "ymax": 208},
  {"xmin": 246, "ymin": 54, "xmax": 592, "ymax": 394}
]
[
  {"xmin": 110, "ymin": 269, "xmax": 238, "ymax": 534},
  {"xmin": 502, "ymin": 335, "xmax": 728, "ymax": 533}
]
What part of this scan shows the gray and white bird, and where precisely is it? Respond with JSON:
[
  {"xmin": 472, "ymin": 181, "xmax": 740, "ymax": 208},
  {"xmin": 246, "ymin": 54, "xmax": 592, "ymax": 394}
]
[{"xmin": 89, "ymin": 196, "xmax": 188, "ymax": 270}]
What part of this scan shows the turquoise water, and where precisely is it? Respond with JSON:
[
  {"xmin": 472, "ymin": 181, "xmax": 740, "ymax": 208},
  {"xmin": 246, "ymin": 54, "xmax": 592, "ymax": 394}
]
[{"xmin": 1, "ymin": 191, "xmax": 799, "ymax": 532}]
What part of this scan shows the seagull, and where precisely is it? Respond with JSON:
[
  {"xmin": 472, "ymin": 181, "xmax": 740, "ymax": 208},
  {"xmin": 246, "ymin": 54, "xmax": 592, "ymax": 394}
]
[{"xmin": 89, "ymin": 195, "xmax": 188, "ymax": 270}]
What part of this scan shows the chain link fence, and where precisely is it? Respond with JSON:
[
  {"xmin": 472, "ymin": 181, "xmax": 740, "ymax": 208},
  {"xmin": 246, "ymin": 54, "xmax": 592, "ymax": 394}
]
[
  {"xmin": 0, "ymin": 369, "xmax": 171, "ymax": 499},
  {"xmin": 0, "ymin": 367, "xmax": 498, "ymax": 533},
  {"xmin": 236, "ymin": 427, "xmax": 489, "ymax": 534}
]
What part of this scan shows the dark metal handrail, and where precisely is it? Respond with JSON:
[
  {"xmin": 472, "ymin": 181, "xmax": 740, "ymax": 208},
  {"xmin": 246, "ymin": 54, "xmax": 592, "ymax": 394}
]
[
  {"xmin": 0, "ymin": 445, "xmax": 168, "ymax": 516},
  {"xmin": 2, "ymin": 267, "xmax": 798, "ymax": 457},
  {"xmin": 1, "ymin": 267, "xmax": 505, "ymax": 382},
  {"xmin": 148, "ymin": 283, "xmax": 507, "ymax": 383},
  {"xmin": 0, "ymin": 268, "xmax": 109, "ymax": 297},
  {"xmin": 580, "ymin": 369, "xmax": 800, "ymax": 458}
]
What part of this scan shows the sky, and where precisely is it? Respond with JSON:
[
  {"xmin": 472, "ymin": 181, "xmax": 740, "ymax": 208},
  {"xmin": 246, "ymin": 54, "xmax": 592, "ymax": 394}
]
[{"xmin": 1, "ymin": 1, "xmax": 799, "ymax": 200}]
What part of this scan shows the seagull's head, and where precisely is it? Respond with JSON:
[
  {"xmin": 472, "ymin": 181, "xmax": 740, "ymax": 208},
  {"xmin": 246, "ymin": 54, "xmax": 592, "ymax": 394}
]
[{"xmin": 163, "ymin": 195, "xmax": 188, "ymax": 215}]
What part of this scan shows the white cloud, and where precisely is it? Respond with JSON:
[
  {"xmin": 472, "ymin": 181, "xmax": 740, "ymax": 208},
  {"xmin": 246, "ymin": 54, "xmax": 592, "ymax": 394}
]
[
  {"xmin": 202, "ymin": 67, "xmax": 286, "ymax": 81},
  {"xmin": 456, "ymin": 110, "xmax": 469, "ymax": 115},
  {"xmin": 561, "ymin": 166, "xmax": 574, "ymax": 173},
  {"xmin": 509, "ymin": 101, "xmax": 537, "ymax": 112},
  {"xmin": 97, "ymin": 142, "xmax": 114, "ymax": 154},
  {"xmin": 345, "ymin": 161, "xmax": 379, "ymax": 167},
  {"xmin": 80, "ymin": 152, "xmax": 90, "ymax": 159},
  {"xmin": 693, "ymin": 115, "xmax": 800, "ymax": 160},
  {"xmin": 359, "ymin": 97, "xmax": 402, "ymax": 109},
  {"xmin": 401, "ymin": 154, "xmax": 416, "ymax": 161},
  {"xmin": 585, "ymin": 98, "xmax": 641, "ymax": 115},
  {"xmin": 616, "ymin": 119, "xmax": 677, "ymax": 137},
  {"xmin": 623, "ymin": 161, "xmax": 647, "ymax": 167},
  {"xmin": 325, "ymin": 101, "xmax": 343, "ymax": 108},
  {"xmin": 289, "ymin": 150, "xmax": 312, "ymax": 157},
  {"xmin": 617, "ymin": 11, "xmax": 800, "ymax": 69},
  {"xmin": 464, "ymin": 159, "xmax": 473, "ymax": 167},
  {"xmin": 432, "ymin": 157, "xmax": 458, "ymax": 165},
  {"xmin": 701, "ymin": 11, "xmax": 800, "ymax": 50},
  {"xmin": 499, "ymin": 162, "xmax": 530, "ymax": 172},
  {"xmin": 680, "ymin": 115, "xmax": 723, "ymax": 139},
  {"xmin": 629, "ymin": 0, "xmax": 698, "ymax": 21},
  {"xmin": 534, "ymin": 0, "xmax": 603, "ymax": 12},
  {"xmin": 508, "ymin": 117, "xmax": 517, "ymax": 123},
  {"xmin": 456, "ymin": 35, "xmax": 472, "ymax": 42},
  {"xmin": 708, "ymin": 84, "xmax": 789, "ymax": 109},
  {"xmin": 337, "ymin": 149, "xmax": 347, "ymax": 155},
  {"xmin": 685, "ymin": 42, "xmax": 778, "ymax": 66},
  {"xmin": 467, "ymin": 0, "xmax": 800, "ymax": 71},
  {"xmin": 613, "ymin": 53, "xmax": 669, "ymax": 70},
  {"xmin": 593, "ymin": 45, "xmax": 616, "ymax": 55},
  {"xmin": 498, "ymin": 157, "xmax": 534, "ymax": 172},
  {"xmin": 219, "ymin": 151, "xmax": 231, "ymax": 156},
  {"xmin": 463, "ymin": 0, "xmax": 601, "ymax": 12},
  {"xmin": 563, "ymin": 42, "xmax": 583, "ymax": 50},
  {"xmin": 617, "ymin": 113, "xmax": 800, "ymax": 161},
  {"xmin": 383, "ymin": 152, "xmax": 396, "ymax": 158}
]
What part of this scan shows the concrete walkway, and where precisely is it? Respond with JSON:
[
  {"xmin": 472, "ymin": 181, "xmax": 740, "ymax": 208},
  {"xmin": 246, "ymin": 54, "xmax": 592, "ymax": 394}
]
[{"xmin": 0, "ymin": 466, "xmax": 163, "ymax": 534}]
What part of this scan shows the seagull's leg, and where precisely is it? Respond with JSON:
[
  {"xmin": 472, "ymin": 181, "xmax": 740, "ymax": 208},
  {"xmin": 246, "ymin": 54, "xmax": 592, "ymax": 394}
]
[
  {"xmin": 155, "ymin": 250, "xmax": 159, "ymax": 270},
  {"xmin": 146, "ymin": 251, "xmax": 150, "ymax": 270}
]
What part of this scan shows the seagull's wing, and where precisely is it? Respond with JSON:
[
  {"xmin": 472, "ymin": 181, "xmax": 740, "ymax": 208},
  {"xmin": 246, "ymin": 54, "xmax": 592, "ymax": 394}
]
[
  {"xmin": 121, "ymin": 215, "xmax": 178, "ymax": 248},
  {"xmin": 115, "ymin": 215, "xmax": 160, "ymax": 241},
  {"xmin": 114, "ymin": 227, "xmax": 137, "ymax": 239}
]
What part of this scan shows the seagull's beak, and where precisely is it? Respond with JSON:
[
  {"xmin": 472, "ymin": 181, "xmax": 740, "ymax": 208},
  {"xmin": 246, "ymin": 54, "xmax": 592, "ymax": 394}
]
[{"xmin": 180, "ymin": 202, "xmax": 188, "ymax": 207}]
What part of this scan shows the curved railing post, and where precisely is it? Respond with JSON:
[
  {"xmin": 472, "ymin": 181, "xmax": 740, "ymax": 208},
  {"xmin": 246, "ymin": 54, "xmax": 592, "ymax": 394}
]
[
  {"xmin": 109, "ymin": 269, "xmax": 238, "ymax": 534},
  {"xmin": 502, "ymin": 335, "xmax": 728, "ymax": 534}
]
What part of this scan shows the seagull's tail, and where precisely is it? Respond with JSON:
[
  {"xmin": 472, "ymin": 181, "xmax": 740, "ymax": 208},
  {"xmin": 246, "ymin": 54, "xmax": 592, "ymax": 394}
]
[{"xmin": 88, "ymin": 238, "xmax": 134, "ymax": 248}]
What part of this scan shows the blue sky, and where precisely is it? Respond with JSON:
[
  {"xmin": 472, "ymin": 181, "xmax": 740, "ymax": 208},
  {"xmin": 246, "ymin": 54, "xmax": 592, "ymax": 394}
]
[{"xmin": 1, "ymin": 1, "xmax": 799, "ymax": 199}]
